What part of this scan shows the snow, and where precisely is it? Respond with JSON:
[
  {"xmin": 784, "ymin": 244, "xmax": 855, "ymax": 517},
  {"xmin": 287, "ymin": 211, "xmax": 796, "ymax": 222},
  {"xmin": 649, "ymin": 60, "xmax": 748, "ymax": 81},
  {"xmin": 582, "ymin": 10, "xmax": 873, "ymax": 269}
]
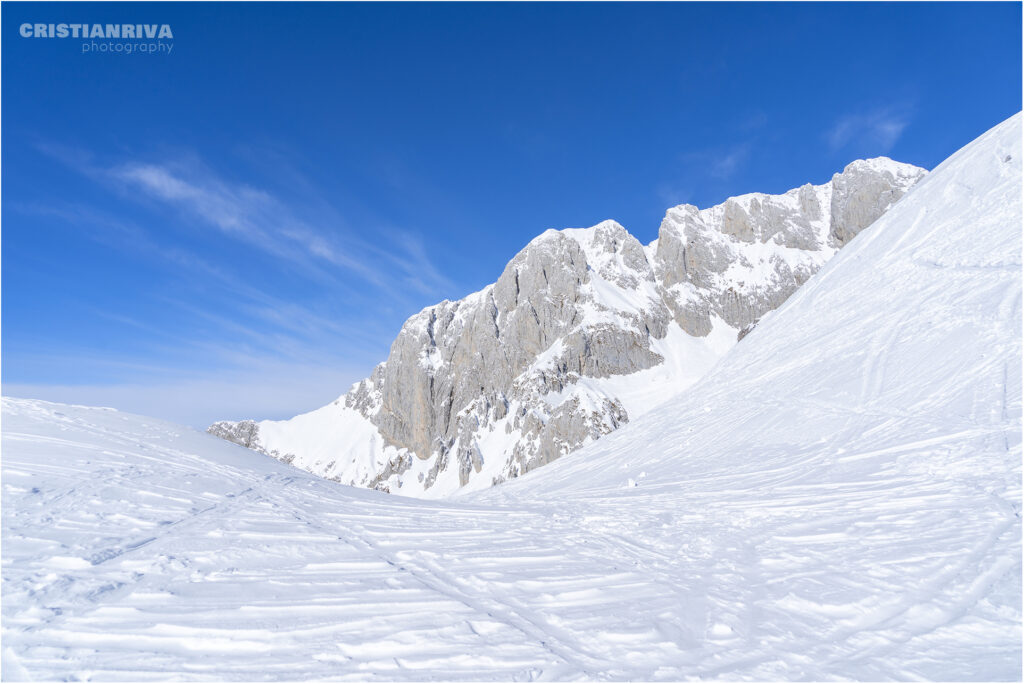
[
  {"xmin": 255, "ymin": 398, "xmax": 408, "ymax": 487},
  {"xmin": 3, "ymin": 114, "xmax": 1021, "ymax": 680},
  {"xmin": 538, "ymin": 316, "xmax": 737, "ymax": 420}
]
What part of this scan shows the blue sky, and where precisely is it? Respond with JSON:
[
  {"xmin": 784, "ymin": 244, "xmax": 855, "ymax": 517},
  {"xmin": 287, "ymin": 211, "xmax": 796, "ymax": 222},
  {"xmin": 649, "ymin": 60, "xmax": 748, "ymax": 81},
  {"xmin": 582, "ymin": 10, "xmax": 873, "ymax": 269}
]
[{"xmin": 3, "ymin": 2, "xmax": 1021, "ymax": 427}]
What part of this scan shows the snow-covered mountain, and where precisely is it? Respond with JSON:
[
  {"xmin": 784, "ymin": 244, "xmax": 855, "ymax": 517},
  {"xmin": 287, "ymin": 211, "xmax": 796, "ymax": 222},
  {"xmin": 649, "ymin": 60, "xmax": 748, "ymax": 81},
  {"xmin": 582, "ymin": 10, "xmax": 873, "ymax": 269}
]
[
  {"xmin": 3, "ymin": 113, "xmax": 1019, "ymax": 681},
  {"xmin": 210, "ymin": 158, "xmax": 926, "ymax": 497}
]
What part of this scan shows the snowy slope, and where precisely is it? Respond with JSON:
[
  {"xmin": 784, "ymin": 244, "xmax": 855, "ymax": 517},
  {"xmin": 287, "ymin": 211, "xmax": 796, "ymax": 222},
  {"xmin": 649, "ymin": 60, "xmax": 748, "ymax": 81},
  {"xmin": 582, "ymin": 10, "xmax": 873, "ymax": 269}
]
[
  {"xmin": 210, "ymin": 159, "xmax": 925, "ymax": 498},
  {"xmin": 2, "ymin": 114, "xmax": 1020, "ymax": 680},
  {"xmin": 475, "ymin": 111, "xmax": 1024, "ymax": 674}
]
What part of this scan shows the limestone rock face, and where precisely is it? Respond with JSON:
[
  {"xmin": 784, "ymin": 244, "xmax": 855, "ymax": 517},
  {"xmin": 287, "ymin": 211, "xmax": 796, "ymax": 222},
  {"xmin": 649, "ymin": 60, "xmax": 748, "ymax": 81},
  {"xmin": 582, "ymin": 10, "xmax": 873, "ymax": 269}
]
[
  {"xmin": 341, "ymin": 220, "xmax": 672, "ymax": 491},
  {"xmin": 207, "ymin": 419, "xmax": 296, "ymax": 465},
  {"xmin": 653, "ymin": 158, "xmax": 926, "ymax": 336},
  {"xmin": 830, "ymin": 159, "xmax": 928, "ymax": 247},
  {"xmin": 208, "ymin": 420, "xmax": 260, "ymax": 449},
  {"xmin": 209, "ymin": 157, "xmax": 926, "ymax": 498}
]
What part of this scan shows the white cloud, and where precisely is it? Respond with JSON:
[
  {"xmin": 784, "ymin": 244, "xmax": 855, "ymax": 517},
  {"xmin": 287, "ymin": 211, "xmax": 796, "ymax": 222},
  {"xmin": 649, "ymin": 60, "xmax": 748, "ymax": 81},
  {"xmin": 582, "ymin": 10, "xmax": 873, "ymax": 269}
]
[
  {"xmin": 827, "ymin": 107, "xmax": 912, "ymax": 154},
  {"xmin": 709, "ymin": 144, "xmax": 750, "ymax": 180},
  {"xmin": 112, "ymin": 161, "xmax": 374, "ymax": 280},
  {"xmin": 113, "ymin": 163, "xmax": 267, "ymax": 238},
  {"xmin": 38, "ymin": 146, "xmax": 455, "ymax": 301},
  {"xmin": 657, "ymin": 141, "xmax": 750, "ymax": 207},
  {"xmin": 676, "ymin": 142, "xmax": 752, "ymax": 183},
  {"xmin": 8, "ymin": 199, "xmax": 393, "ymax": 357}
]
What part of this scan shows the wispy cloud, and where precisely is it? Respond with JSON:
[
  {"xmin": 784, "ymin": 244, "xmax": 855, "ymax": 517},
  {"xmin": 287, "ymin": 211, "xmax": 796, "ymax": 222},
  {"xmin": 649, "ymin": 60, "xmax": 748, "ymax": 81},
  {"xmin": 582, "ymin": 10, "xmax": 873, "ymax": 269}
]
[
  {"xmin": 112, "ymin": 162, "xmax": 273, "ymax": 239},
  {"xmin": 827, "ymin": 106, "xmax": 912, "ymax": 154},
  {"xmin": 6, "ymin": 146, "xmax": 460, "ymax": 424},
  {"xmin": 111, "ymin": 159, "xmax": 454, "ymax": 297},
  {"xmin": 22, "ymin": 200, "xmax": 400, "ymax": 351},
  {"xmin": 38, "ymin": 145, "xmax": 455, "ymax": 300},
  {"xmin": 656, "ymin": 140, "xmax": 751, "ymax": 208},
  {"xmin": 708, "ymin": 144, "xmax": 750, "ymax": 180}
]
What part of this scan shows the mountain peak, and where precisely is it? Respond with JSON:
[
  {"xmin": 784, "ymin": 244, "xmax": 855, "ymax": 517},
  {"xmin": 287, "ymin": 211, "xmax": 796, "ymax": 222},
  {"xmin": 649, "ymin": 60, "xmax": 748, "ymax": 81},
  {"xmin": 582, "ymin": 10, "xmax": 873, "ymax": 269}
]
[
  {"xmin": 209, "ymin": 156, "xmax": 928, "ymax": 497},
  {"xmin": 530, "ymin": 219, "xmax": 630, "ymax": 252},
  {"xmin": 839, "ymin": 155, "xmax": 925, "ymax": 177}
]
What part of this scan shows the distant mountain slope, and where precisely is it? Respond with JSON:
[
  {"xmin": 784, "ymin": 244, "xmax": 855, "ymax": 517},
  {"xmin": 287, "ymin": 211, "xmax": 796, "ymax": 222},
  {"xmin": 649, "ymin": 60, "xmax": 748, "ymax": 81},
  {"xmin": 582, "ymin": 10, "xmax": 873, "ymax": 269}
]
[{"xmin": 210, "ymin": 158, "xmax": 925, "ymax": 497}]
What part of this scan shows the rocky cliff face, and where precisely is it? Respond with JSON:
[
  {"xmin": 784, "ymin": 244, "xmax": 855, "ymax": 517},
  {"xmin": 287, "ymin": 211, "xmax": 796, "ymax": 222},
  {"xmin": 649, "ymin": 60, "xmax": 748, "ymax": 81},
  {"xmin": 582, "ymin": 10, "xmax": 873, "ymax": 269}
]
[{"xmin": 209, "ymin": 157, "xmax": 927, "ymax": 497}]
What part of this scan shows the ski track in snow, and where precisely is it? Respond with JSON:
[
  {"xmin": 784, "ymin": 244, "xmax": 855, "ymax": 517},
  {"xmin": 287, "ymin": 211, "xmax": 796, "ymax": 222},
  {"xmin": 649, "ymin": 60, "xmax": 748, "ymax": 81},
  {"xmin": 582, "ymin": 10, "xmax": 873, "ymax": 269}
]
[
  {"xmin": 3, "ymin": 398, "xmax": 1019, "ymax": 681},
  {"xmin": 3, "ymin": 114, "xmax": 1022, "ymax": 680}
]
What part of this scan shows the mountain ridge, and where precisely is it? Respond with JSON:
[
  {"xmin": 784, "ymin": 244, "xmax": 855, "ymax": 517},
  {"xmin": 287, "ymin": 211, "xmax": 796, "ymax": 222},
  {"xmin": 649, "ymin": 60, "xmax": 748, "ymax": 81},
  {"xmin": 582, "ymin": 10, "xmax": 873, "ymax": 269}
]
[{"xmin": 209, "ymin": 156, "xmax": 927, "ymax": 497}]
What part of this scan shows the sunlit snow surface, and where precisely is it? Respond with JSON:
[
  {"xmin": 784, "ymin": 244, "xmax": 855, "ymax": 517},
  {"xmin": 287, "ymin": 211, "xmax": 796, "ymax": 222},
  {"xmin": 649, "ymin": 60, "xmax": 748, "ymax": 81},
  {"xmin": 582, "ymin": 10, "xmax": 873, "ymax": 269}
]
[{"xmin": 3, "ymin": 114, "xmax": 1021, "ymax": 680}]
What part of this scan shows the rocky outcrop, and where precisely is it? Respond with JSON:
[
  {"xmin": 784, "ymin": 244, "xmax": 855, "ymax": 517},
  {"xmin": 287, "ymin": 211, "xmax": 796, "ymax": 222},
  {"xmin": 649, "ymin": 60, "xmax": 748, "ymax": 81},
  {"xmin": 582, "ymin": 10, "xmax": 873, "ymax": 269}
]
[
  {"xmin": 208, "ymin": 419, "xmax": 260, "ymax": 449},
  {"xmin": 830, "ymin": 159, "xmax": 928, "ymax": 247},
  {"xmin": 653, "ymin": 158, "xmax": 927, "ymax": 336},
  {"xmin": 345, "ymin": 220, "xmax": 671, "ymax": 489},
  {"xmin": 209, "ymin": 157, "xmax": 926, "ymax": 497}
]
